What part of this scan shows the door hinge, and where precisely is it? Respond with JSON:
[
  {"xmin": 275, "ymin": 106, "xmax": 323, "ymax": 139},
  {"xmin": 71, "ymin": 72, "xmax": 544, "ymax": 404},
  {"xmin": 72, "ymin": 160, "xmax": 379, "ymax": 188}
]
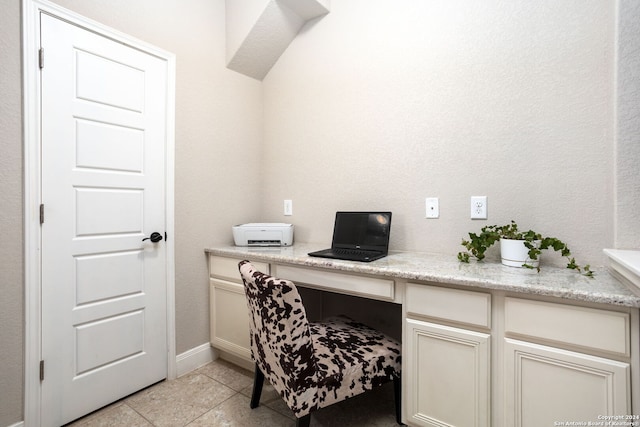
[
  {"xmin": 40, "ymin": 204, "xmax": 45, "ymax": 225},
  {"xmin": 39, "ymin": 48, "xmax": 44, "ymax": 69},
  {"xmin": 40, "ymin": 360, "xmax": 44, "ymax": 381}
]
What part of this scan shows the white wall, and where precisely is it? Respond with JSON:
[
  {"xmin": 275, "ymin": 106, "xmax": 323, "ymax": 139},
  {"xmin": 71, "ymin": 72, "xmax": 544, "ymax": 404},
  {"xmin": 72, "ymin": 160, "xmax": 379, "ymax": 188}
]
[
  {"xmin": 262, "ymin": 0, "xmax": 616, "ymax": 267},
  {"xmin": 0, "ymin": 0, "xmax": 25, "ymax": 424},
  {"xmin": 616, "ymin": 0, "xmax": 640, "ymax": 248},
  {"xmin": 225, "ymin": 0, "xmax": 270, "ymax": 63}
]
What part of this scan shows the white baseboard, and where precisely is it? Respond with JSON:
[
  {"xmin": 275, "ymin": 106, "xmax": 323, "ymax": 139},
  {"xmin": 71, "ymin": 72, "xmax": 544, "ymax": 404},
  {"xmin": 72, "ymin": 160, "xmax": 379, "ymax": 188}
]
[
  {"xmin": 9, "ymin": 345, "xmax": 217, "ymax": 427},
  {"xmin": 175, "ymin": 343, "xmax": 218, "ymax": 377}
]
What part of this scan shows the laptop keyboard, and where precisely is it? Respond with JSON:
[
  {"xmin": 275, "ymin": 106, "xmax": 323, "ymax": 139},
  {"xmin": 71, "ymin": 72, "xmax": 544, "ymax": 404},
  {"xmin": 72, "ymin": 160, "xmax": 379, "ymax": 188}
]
[{"xmin": 335, "ymin": 248, "xmax": 377, "ymax": 257}]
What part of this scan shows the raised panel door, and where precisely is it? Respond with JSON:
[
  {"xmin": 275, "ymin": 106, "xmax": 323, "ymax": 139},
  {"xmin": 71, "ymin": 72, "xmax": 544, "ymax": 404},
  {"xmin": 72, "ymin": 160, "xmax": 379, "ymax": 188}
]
[
  {"xmin": 210, "ymin": 278, "xmax": 252, "ymax": 361},
  {"xmin": 504, "ymin": 338, "xmax": 630, "ymax": 427},
  {"xmin": 405, "ymin": 318, "xmax": 490, "ymax": 427}
]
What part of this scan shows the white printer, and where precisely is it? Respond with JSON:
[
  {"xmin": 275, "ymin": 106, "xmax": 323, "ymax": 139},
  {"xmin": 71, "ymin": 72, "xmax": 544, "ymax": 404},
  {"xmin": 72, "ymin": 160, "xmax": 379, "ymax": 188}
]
[{"xmin": 232, "ymin": 223, "xmax": 294, "ymax": 247}]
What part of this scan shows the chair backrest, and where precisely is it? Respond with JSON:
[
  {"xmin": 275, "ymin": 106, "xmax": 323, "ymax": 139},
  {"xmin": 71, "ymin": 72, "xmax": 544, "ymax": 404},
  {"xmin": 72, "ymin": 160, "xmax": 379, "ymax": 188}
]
[{"xmin": 238, "ymin": 260, "xmax": 318, "ymax": 409}]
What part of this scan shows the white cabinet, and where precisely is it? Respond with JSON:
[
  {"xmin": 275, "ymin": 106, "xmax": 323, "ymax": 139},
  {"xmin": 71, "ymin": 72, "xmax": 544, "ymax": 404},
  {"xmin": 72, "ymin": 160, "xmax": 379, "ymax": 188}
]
[
  {"xmin": 504, "ymin": 297, "xmax": 631, "ymax": 357},
  {"xmin": 208, "ymin": 256, "xmax": 268, "ymax": 364},
  {"xmin": 272, "ymin": 264, "xmax": 396, "ymax": 302},
  {"xmin": 209, "ymin": 278, "xmax": 252, "ymax": 360},
  {"xmin": 406, "ymin": 319, "xmax": 490, "ymax": 427},
  {"xmin": 404, "ymin": 283, "xmax": 491, "ymax": 427},
  {"xmin": 504, "ymin": 338, "xmax": 630, "ymax": 427},
  {"xmin": 206, "ymin": 251, "xmax": 639, "ymax": 426},
  {"xmin": 503, "ymin": 297, "xmax": 632, "ymax": 426}
]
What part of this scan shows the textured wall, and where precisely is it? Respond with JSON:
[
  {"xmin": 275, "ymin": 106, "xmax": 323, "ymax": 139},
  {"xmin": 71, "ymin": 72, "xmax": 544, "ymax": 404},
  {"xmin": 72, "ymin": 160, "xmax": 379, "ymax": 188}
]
[
  {"xmin": 0, "ymin": 1, "xmax": 262, "ymax": 425},
  {"xmin": 616, "ymin": 0, "xmax": 640, "ymax": 248},
  {"xmin": 226, "ymin": 0, "xmax": 331, "ymax": 80},
  {"xmin": 227, "ymin": 0, "xmax": 305, "ymax": 80},
  {"xmin": 0, "ymin": 0, "xmax": 25, "ymax": 425},
  {"xmin": 226, "ymin": 0, "xmax": 271, "ymax": 64},
  {"xmin": 262, "ymin": 0, "xmax": 616, "ymax": 267}
]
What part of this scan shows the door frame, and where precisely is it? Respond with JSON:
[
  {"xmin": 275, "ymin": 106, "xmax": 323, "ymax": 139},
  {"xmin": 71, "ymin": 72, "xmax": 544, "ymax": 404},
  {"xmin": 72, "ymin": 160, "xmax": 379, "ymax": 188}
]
[{"xmin": 22, "ymin": 1, "xmax": 177, "ymax": 425}]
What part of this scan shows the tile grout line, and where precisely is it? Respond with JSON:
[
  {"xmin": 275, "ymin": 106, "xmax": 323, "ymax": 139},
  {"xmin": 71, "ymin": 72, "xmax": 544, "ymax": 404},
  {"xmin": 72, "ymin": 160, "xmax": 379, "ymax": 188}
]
[
  {"xmin": 182, "ymin": 370, "xmax": 296, "ymax": 426},
  {"xmin": 124, "ymin": 402, "xmax": 157, "ymax": 427},
  {"xmin": 183, "ymin": 389, "xmax": 243, "ymax": 426}
]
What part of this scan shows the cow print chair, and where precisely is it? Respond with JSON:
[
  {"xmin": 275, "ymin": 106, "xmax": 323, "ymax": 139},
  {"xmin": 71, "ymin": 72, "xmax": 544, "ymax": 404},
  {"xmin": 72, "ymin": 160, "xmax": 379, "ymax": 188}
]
[{"xmin": 238, "ymin": 260, "xmax": 402, "ymax": 427}]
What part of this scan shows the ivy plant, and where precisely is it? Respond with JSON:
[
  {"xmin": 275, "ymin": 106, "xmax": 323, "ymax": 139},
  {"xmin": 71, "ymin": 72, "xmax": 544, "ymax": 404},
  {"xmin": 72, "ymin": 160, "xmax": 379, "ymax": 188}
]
[{"xmin": 457, "ymin": 221, "xmax": 593, "ymax": 277}]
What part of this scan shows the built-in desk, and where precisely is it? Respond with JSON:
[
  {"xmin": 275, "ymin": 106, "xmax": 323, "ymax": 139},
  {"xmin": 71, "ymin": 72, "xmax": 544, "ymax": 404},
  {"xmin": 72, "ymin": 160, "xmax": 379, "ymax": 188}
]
[{"xmin": 205, "ymin": 244, "xmax": 640, "ymax": 427}]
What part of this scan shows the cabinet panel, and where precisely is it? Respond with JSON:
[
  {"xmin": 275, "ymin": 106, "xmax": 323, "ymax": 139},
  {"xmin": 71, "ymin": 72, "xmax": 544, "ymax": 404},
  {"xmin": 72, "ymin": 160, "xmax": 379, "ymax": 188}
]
[
  {"xmin": 273, "ymin": 264, "xmax": 395, "ymax": 302},
  {"xmin": 504, "ymin": 338, "xmax": 630, "ymax": 427},
  {"xmin": 505, "ymin": 298, "xmax": 630, "ymax": 356},
  {"xmin": 406, "ymin": 283, "xmax": 491, "ymax": 328},
  {"xmin": 209, "ymin": 278, "xmax": 251, "ymax": 361},
  {"xmin": 405, "ymin": 318, "xmax": 490, "ymax": 427},
  {"xmin": 209, "ymin": 256, "xmax": 268, "ymax": 282}
]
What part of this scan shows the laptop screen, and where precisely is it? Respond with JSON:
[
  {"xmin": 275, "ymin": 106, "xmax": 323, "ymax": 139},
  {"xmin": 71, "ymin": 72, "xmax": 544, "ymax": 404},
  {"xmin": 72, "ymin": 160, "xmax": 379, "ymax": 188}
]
[{"xmin": 332, "ymin": 212, "xmax": 392, "ymax": 251}]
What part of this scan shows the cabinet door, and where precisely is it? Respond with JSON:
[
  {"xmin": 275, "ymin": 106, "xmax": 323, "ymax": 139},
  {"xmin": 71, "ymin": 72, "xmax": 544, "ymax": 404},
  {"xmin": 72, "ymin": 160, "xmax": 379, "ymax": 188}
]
[
  {"xmin": 209, "ymin": 278, "xmax": 252, "ymax": 361},
  {"xmin": 405, "ymin": 319, "xmax": 490, "ymax": 427},
  {"xmin": 504, "ymin": 338, "xmax": 630, "ymax": 427}
]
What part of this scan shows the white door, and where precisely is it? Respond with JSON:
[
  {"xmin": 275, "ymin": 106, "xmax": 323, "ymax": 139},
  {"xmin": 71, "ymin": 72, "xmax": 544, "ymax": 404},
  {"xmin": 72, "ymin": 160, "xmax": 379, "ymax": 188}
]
[{"xmin": 40, "ymin": 13, "xmax": 169, "ymax": 426}]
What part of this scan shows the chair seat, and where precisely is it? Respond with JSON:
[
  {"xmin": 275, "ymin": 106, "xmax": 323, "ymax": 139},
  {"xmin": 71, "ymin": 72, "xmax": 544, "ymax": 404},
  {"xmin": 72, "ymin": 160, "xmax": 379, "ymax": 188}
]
[
  {"xmin": 310, "ymin": 316, "xmax": 401, "ymax": 410},
  {"xmin": 238, "ymin": 260, "xmax": 402, "ymax": 425}
]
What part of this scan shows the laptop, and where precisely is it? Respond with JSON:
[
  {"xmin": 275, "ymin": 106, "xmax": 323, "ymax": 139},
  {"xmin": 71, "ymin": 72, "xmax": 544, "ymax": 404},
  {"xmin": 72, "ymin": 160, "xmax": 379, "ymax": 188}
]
[{"xmin": 308, "ymin": 211, "xmax": 392, "ymax": 262}]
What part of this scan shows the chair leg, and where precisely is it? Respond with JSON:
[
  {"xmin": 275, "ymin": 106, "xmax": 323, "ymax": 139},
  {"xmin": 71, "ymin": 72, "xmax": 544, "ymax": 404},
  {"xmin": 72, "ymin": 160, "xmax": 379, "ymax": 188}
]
[
  {"xmin": 393, "ymin": 375, "xmax": 403, "ymax": 425},
  {"xmin": 250, "ymin": 363, "xmax": 265, "ymax": 409},
  {"xmin": 296, "ymin": 414, "xmax": 311, "ymax": 427}
]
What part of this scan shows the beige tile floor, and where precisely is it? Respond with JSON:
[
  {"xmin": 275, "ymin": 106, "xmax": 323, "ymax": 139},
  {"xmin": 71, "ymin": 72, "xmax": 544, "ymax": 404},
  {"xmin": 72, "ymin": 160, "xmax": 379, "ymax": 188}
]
[{"xmin": 66, "ymin": 358, "xmax": 400, "ymax": 427}]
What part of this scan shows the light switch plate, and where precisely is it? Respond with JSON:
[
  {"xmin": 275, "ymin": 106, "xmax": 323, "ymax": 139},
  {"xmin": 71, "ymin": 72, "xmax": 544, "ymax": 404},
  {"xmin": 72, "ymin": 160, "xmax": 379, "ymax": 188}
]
[{"xmin": 284, "ymin": 199, "xmax": 293, "ymax": 216}]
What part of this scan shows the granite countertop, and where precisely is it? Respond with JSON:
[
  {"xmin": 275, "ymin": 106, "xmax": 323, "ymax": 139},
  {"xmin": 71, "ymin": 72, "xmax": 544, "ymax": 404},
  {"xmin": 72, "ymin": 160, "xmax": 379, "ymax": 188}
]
[{"xmin": 206, "ymin": 243, "xmax": 640, "ymax": 308}]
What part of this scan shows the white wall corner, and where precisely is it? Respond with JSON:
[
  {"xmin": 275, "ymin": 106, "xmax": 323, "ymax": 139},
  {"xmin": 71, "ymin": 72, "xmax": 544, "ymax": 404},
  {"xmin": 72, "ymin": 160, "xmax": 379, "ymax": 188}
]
[
  {"xmin": 176, "ymin": 343, "xmax": 218, "ymax": 377},
  {"xmin": 225, "ymin": 0, "xmax": 330, "ymax": 80}
]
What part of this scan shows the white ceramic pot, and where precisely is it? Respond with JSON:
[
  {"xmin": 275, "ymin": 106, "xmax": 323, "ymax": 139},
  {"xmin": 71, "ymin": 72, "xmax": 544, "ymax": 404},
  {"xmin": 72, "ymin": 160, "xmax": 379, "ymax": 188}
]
[{"xmin": 500, "ymin": 238, "xmax": 540, "ymax": 268}]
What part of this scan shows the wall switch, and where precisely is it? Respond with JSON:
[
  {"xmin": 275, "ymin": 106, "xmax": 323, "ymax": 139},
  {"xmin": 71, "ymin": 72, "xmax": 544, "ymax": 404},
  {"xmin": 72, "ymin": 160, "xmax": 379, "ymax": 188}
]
[
  {"xmin": 425, "ymin": 197, "xmax": 439, "ymax": 218},
  {"xmin": 284, "ymin": 199, "xmax": 293, "ymax": 216},
  {"xmin": 470, "ymin": 196, "xmax": 487, "ymax": 219}
]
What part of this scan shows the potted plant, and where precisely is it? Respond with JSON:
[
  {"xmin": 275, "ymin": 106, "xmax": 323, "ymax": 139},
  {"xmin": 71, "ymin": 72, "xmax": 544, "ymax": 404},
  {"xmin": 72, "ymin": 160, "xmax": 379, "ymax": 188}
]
[{"xmin": 457, "ymin": 221, "xmax": 593, "ymax": 277}]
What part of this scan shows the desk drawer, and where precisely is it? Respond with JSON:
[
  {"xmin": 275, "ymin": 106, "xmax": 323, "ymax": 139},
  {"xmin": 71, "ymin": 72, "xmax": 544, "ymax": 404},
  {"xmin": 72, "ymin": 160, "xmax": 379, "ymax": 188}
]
[
  {"xmin": 272, "ymin": 265, "xmax": 395, "ymax": 302},
  {"xmin": 406, "ymin": 283, "xmax": 491, "ymax": 329},
  {"xmin": 504, "ymin": 297, "xmax": 630, "ymax": 356},
  {"xmin": 209, "ymin": 256, "xmax": 268, "ymax": 282}
]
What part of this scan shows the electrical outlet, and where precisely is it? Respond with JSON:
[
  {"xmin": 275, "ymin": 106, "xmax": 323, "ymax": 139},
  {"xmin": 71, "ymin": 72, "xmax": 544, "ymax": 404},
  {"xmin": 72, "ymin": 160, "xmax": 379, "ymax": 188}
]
[
  {"xmin": 284, "ymin": 199, "xmax": 293, "ymax": 216},
  {"xmin": 470, "ymin": 196, "xmax": 487, "ymax": 219},
  {"xmin": 425, "ymin": 197, "xmax": 439, "ymax": 218}
]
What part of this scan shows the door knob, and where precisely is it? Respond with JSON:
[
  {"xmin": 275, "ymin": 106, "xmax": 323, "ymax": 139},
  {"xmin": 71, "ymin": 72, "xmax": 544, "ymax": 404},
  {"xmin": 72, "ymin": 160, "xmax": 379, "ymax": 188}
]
[{"xmin": 142, "ymin": 232, "xmax": 163, "ymax": 243}]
